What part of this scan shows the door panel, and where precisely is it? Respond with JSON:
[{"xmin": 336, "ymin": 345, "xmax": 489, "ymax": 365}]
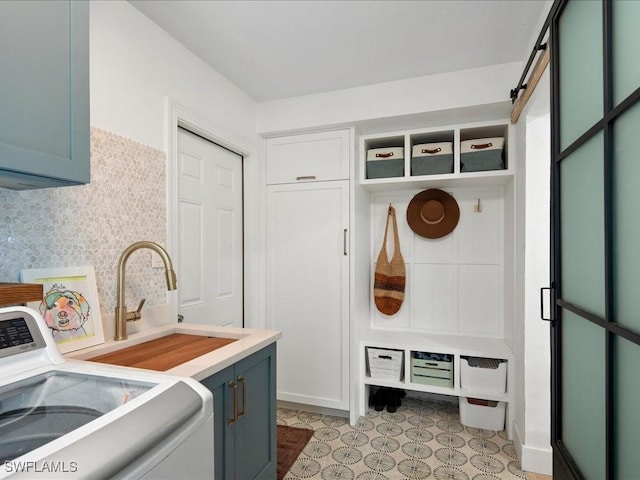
[
  {"xmin": 177, "ymin": 128, "xmax": 243, "ymax": 327},
  {"xmin": 178, "ymin": 201, "xmax": 203, "ymax": 306},
  {"xmin": 614, "ymin": 335, "xmax": 640, "ymax": 479},
  {"xmin": 235, "ymin": 344, "xmax": 277, "ymax": 480},
  {"xmin": 612, "ymin": 0, "xmax": 640, "ymax": 106},
  {"xmin": 551, "ymin": 1, "xmax": 640, "ymax": 478},
  {"xmin": 559, "ymin": 133, "xmax": 605, "ymax": 317},
  {"xmin": 557, "ymin": 0, "xmax": 602, "ymax": 150},
  {"xmin": 613, "ymin": 102, "xmax": 640, "ymax": 331},
  {"xmin": 266, "ymin": 181, "xmax": 349, "ymax": 409},
  {"xmin": 560, "ymin": 310, "xmax": 605, "ymax": 479}
]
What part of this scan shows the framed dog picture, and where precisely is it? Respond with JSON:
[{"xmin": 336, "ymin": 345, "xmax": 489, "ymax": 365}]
[{"xmin": 20, "ymin": 266, "xmax": 105, "ymax": 354}]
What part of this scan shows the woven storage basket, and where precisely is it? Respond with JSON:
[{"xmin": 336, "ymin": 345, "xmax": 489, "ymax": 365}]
[
  {"xmin": 411, "ymin": 142, "xmax": 453, "ymax": 175},
  {"xmin": 366, "ymin": 147, "xmax": 404, "ymax": 179},
  {"xmin": 460, "ymin": 137, "xmax": 504, "ymax": 172}
]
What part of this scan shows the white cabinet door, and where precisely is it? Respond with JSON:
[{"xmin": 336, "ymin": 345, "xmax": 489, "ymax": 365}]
[
  {"xmin": 266, "ymin": 180, "xmax": 349, "ymax": 410},
  {"xmin": 266, "ymin": 130, "xmax": 350, "ymax": 184}
]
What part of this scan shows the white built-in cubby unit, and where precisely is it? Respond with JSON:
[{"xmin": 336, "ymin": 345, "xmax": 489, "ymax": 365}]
[
  {"xmin": 355, "ymin": 119, "xmax": 516, "ymax": 436},
  {"xmin": 360, "ymin": 122, "xmax": 511, "ymax": 189},
  {"xmin": 359, "ymin": 333, "xmax": 514, "ymax": 434}
]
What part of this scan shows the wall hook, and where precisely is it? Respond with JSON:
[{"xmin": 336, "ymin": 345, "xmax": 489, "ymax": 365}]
[{"xmin": 474, "ymin": 198, "xmax": 482, "ymax": 213}]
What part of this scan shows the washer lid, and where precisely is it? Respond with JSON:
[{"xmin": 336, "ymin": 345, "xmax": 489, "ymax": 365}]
[
  {"xmin": 19, "ymin": 380, "xmax": 202, "ymax": 479},
  {"xmin": 0, "ymin": 371, "xmax": 155, "ymax": 463}
]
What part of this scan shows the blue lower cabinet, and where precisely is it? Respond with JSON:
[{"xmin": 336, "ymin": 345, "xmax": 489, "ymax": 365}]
[{"xmin": 201, "ymin": 343, "xmax": 277, "ymax": 479}]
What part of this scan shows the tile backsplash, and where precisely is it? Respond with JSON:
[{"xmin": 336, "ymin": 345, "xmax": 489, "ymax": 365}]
[{"xmin": 0, "ymin": 127, "xmax": 169, "ymax": 316}]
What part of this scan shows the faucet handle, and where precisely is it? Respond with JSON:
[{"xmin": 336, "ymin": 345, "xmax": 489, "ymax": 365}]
[
  {"xmin": 126, "ymin": 298, "xmax": 146, "ymax": 322},
  {"xmin": 135, "ymin": 298, "xmax": 146, "ymax": 314}
]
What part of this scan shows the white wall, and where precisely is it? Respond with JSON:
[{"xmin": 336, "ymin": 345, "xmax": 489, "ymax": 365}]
[
  {"xmin": 88, "ymin": 1, "xmax": 265, "ymax": 328},
  {"xmin": 257, "ymin": 62, "xmax": 522, "ymax": 135},
  {"xmin": 522, "ymin": 71, "xmax": 551, "ymax": 474},
  {"xmin": 512, "ymin": 71, "xmax": 552, "ymax": 475},
  {"xmin": 90, "ymin": 0, "xmax": 258, "ymax": 151}
]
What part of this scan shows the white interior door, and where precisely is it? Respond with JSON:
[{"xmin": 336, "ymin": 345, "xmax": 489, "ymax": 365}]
[{"xmin": 177, "ymin": 127, "xmax": 243, "ymax": 326}]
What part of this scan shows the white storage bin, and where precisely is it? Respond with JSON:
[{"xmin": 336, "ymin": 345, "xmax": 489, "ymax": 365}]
[
  {"xmin": 459, "ymin": 397, "xmax": 505, "ymax": 431},
  {"xmin": 460, "ymin": 357, "xmax": 507, "ymax": 393},
  {"xmin": 367, "ymin": 347, "xmax": 404, "ymax": 381}
]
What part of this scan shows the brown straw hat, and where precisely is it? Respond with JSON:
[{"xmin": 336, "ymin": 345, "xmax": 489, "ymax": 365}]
[{"xmin": 406, "ymin": 189, "xmax": 460, "ymax": 239}]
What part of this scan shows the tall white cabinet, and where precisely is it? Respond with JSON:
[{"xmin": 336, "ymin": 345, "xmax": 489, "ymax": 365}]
[{"xmin": 265, "ymin": 130, "xmax": 350, "ymax": 411}]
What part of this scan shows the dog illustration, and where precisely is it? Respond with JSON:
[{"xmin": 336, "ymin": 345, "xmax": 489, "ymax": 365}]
[{"xmin": 39, "ymin": 286, "xmax": 91, "ymax": 342}]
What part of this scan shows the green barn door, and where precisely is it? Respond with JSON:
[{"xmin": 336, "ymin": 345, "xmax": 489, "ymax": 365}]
[{"xmin": 551, "ymin": 0, "xmax": 640, "ymax": 479}]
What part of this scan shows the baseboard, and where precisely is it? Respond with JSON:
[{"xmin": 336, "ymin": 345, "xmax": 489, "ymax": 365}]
[
  {"xmin": 521, "ymin": 444, "xmax": 553, "ymax": 476},
  {"xmin": 512, "ymin": 420, "xmax": 553, "ymax": 476},
  {"xmin": 277, "ymin": 400, "xmax": 349, "ymax": 419},
  {"xmin": 405, "ymin": 390, "xmax": 458, "ymax": 404},
  {"xmin": 512, "ymin": 421, "xmax": 525, "ymax": 464}
]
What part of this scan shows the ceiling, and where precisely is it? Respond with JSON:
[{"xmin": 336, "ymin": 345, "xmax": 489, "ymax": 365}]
[{"xmin": 129, "ymin": 0, "xmax": 549, "ymax": 103}]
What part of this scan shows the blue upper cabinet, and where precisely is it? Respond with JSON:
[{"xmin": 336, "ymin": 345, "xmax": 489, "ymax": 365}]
[{"xmin": 0, "ymin": 0, "xmax": 89, "ymax": 190}]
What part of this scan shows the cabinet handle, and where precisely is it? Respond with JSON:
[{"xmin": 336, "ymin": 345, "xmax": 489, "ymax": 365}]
[
  {"xmin": 296, "ymin": 175, "xmax": 316, "ymax": 181},
  {"xmin": 227, "ymin": 380, "xmax": 238, "ymax": 425},
  {"xmin": 343, "ymin": 229, "xmax": 348, "ymax": 256},
  {"xmin": 237, "ymin": 375, "xmax": 246, "ymax": 419}
]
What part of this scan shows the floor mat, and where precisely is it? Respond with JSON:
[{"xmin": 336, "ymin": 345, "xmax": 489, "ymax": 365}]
[{"xmin": 277, "ymin": 425, "xmax": 314, "ymax": 480}]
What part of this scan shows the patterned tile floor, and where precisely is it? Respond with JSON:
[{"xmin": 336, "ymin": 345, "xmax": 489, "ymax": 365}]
[{"xmin": 277, "ymin": 396, "xmax": 528, "ymax": 480}]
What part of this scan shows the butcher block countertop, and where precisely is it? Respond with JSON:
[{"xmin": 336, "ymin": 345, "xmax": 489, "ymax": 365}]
[
  {"xmin": 86, "ymin": 334, "xmax": 238, "ymax": 371},
  {"xmin": 0, "ymin": 282, "xmax": 44, "ymax": 306},
  {"xmin": 66, "ymin": 323, "xmax": 281, "ymax": 381}
]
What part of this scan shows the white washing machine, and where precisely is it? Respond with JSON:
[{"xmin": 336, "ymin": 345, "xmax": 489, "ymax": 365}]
[{"xmin": 0, "ymin": 306, "xmax": 214, "ymax": 479}]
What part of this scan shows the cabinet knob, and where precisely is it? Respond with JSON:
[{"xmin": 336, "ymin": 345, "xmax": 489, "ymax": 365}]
[{"xmin": 296, "ymin": 175, "xmax": 317, "ymax": 181}]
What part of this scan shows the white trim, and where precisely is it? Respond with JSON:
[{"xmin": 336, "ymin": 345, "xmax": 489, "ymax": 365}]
[
  {"xmin": 165, "ymin": 98, "xmax": 266, "ymax": 329},
  {"xmin": 512, "ymin": 420, "xmax": 524, "ymax": 468},
  {"xmin": 521, "ymin": 444, "xmax": 553, "ymax": 476},
  {"xmin": 512, "ymin": 418, "xmax": 553, "ymax": 476}
]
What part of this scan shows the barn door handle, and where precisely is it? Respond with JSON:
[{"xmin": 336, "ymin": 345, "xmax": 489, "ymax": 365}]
[{"xmin": 540, "ymin": 287, "xmax": 552, "ymax": 322}]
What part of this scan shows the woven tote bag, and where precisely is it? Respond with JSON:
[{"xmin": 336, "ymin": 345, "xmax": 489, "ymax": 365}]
[{"xmin": 374, "ymin": 205, "xmax": 406, "ymax": 315}]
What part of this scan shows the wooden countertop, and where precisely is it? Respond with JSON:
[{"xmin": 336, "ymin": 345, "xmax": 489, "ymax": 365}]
[
  {"xmin": 0, "ymin": 283, "xmax": 43, "ymax": 306},
  {"xmin": 67, "ymin": 323, "xmax": 282, "ymax": 381},
  {"xmin": 87, "ymin": 333, "xmax": 237, "ymax": 371}
]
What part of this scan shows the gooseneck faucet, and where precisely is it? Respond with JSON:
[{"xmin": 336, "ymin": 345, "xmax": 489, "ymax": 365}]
[{"xmin": 115, "ymin": 241, "xmax": 177, "ymax": 341}]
